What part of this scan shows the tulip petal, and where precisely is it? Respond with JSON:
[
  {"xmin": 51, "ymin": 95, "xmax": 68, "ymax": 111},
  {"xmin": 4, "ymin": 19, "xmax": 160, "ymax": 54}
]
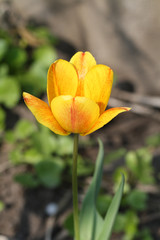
[
  {"xmin": 70, "ymin": 51, "xmax": 96, "ymax": 96},
  {"xmin": 70, "ymin": 51, "xmax": 96, "ymax": 79},
  {"xmin": 51, "ymin": 95, "xmax": 100, "ymax": 134},
  {"xmin": 23, "ymin": 92, "xmax": 69, "ymax": 135},
  {"xmin": 83, "ymin": 107, "xmax": 131, "ymax": 135},
  {"xmin": 47, "ymin": 59, "xmax": 78, "ymax": 106},
  {"xmin": 84, "ymin": 65, "xmax": 113, "ymax": 114}
]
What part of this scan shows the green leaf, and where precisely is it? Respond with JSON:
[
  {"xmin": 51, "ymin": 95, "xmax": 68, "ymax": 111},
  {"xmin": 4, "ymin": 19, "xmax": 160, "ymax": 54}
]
[
  {"xmin": 137, "ymin": 229, "xmax": 153, "ymax": 240},
  {"xmin": 96, "ymin": 194, "xmax": 112, "ymax": 217},
  {"xmin": 5, "ymin": 46, "xmax": 27, "ymax": 69},
  {"xmin": 56, "ymin": 135, "xmax": 73, "ymax": 155},
  {"xmin": 5, "ymin": 130, "xmax": 15, "ymax": 143},
  {"xmin": 0, "ymin": 76, "xmax": 20, "ymax": 107},
  {"xmin": 123, "ymin": 211, "xmax": 139, "ymax": 240},
  {"xmin": 0, "ymin": 30, "xmax": 11, "ymax": 43},
  {"xmin": 66, "ymin": 155, "xmax": 93, "ymax": 177},
  {"xmin": 35, "ymin": 159, "xmax": 64, "ymax": 188},
  {"xmin": 104, "ymin": 148, "xmax": 126, "ymax": 164},
  {"xmin": 30, "ymin": 27, "xmax": 58, "ymax": 44},
  {"xmin": 33, "ymin": 45, "xmax": 57, "ymax": 68},
  {"xmin": 77, "ymin": 156, "xmax": 93, "ymax": 177},
  {"xmin": 0, "ymin": 64, "xmax": 9, "ymax": 77},
  {"xmin": 125, "ymin": 190, "xmax": 148, "ymax": 211},
  {"xmin": 0, "ymin": 201, "xmax": 5, "ymax": 212},
  {"xmin": 18, "ymin": 63, "xmax": 47, "ymax": 95},
  {"xmin": 9, "ymin": 148, "xmax": 23, "ymax": 164},
  {"xmin": 23, "ymin": 148, "xmax": 43, "ymax": 164},
  {"xmin": 113, "ymin": 167, "xmax": 130, "ymax": 193},
  {"xmin": 80, "ymin": 139, "xmax": 104, "ymax": 240},
  {"xmin": 64, "ymin": 212, "xmax": 74, "ymax": 236},
  {"xmin": 125, "ymin": 151, "xmax": 138, "ymax": 174},
  {"xmin": 114, "ymin": 210, "xmax": 139, "ymax": 239},
  {"xmin": 125, "ymin": 149, "xmax": 154, "ymax": 184},
  {"xmin": 146, "ymin": 133, "xmax": 160, "ymax": 147},
  {"xmin": 0, "ymin": 107, "xmax": 6, "ymax": 131},
  {"xmin": 112, "ymin": 72, "xmax": 117, "ymax": 87},
  {"xmin": 0, "ymin": 39, "xmax": 8, "ymax": 60},
  {"xmin": 14, "ymin": 173, "xmax": 39, "ymax": 188},
  {"xmin": 97, "ymin": 174, "xmax": 125, "ymax": 240},
  {"xmin": 14, "ymin": 119, "xmax": 37, "ymax": 140},
  {"xmin": 113, "ymin": 213, "xmax": 126, "ymax": 232},
  {"xmin": 31, "ymin": 126, "xmax": 57, "ymax": 156}
]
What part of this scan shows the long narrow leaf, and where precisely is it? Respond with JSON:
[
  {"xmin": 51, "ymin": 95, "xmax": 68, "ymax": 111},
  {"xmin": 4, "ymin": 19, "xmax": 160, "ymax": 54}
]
[
  {"xmin": 80, "ymin": 139, "xmax": 104, "ymax": 240},
  {"xmin": 97, "ymin": 174, "xmax": 125, "ymax": 240}
]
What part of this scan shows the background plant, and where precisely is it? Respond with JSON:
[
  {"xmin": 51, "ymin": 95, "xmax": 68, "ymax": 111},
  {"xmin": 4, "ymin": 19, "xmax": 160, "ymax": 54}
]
[{"xmin": 64, "ymin": 136, "xmax": 159, "ymax": 240}]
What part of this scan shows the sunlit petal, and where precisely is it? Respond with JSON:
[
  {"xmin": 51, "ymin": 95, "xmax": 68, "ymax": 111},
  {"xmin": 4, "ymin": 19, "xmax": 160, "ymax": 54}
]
[
  {"xmin": 51, "ymin": 95, "xmax": 100, "ymax": 134},
  {"xmin": 23, "ymin": 92, "xmax": 69, "ymax": 135},
  {"xmin": 47, "ymin": 59, "xmax": 78, "ymax": 105},
  {"xmin": 70, "ymin": 51, "xmax": 96, "ymax": 96},
  {"xmin": 70, "ymin": 51, "xmax": 96, "ymax": 79},
  {"xmin": 83, "ymin": 107, "xmax": 131, "ymax": 135},
  {"xmin": 84, "ymin": 64, "xmax": 113, "ymax": 114}
]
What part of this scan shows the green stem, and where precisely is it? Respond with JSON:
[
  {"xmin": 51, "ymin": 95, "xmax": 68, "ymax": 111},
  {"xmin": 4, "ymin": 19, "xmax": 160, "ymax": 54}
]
[{"xmin": 72, "ymin": 134, "xmax": 80, "ymax": 240}]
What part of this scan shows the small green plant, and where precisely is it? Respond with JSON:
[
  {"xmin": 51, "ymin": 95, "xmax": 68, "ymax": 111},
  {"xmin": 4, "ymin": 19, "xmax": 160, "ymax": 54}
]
[
  {"xmin": 6, "ymin": 119, "xmax": 93, "ymax": 188},
  {"xmin": 0, "ymin": 201, "xmax": 5, "ymax": 212},
  {"xmin": 125, "ymin": 147, "xmax": 154, "ymax": 184},
  {"xmin": 112, "ymin": 144, "xmax": 155, "ymax": 239},
  {"xmin": 146, "ymin": 133, "xmax": 160, "ymax": 147},
  {"xmin": 0, "ymin": 107, "xmax": 6, "ymax": 132},
  {"xmin": 64, "ymin": 137, "xmax": 157, "ymax": 240},
  {"xmin": 0, "ymin": 27, "xmax": 57, "ymax": 109},
  {"xmin": 6, "ymin": 120, "xmax": 66, "ymax": 188}
]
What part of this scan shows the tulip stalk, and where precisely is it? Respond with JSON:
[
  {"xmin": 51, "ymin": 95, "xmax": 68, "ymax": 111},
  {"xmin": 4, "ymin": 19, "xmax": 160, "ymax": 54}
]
[{"xmin": 72, "ymin": 134, "xmax": 80, "ymax": 240}]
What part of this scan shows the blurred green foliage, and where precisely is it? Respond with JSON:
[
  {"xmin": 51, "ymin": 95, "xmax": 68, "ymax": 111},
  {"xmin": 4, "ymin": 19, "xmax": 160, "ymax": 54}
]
[
  {"xmin": 0, "ymin": 27, "xmax": 57, "ymax": 110},
  {"xmin": 5, "ymin": 119, "xmax": 93, "ymax": 188},
  {"xmin": 125, "ymin": 148, "xmax": 154, "ymax": 184},
  {"xmin": 146, "ymin": 134, "xmax": 160, "ymax": 147},
  {"xmin": 95, "ymin": 140, "xmax": 157, "ymax": 240},
  {"xmin": 0, "ymin": 201, "xmax": 5, "ymax": 212},
  {"xmin": 0, "ymin": 107, "xmax": 6, "ymax": 132}
]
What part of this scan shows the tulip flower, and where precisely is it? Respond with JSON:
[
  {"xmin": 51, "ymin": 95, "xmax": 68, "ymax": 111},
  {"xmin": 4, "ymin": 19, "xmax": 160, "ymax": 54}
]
[
  {"xmin": 23, "ymin": 51, "xmax": 130, "ymax": 136},
  {"xmin": 23, "ymin": 51, "xmax": 130, "ymax": 240}
]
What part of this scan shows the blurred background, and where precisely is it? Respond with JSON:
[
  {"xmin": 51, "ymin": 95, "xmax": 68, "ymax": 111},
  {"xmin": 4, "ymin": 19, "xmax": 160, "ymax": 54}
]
[{"xmin": 0, "ymin": 0, "xmax": 160, "ymax": 239}]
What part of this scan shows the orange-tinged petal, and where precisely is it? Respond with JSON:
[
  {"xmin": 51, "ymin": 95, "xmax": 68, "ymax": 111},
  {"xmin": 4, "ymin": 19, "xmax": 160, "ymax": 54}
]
[
  {"xmin": 51, "ymin": 95, "xmax": 100, "ymax": 134},
  {"xmin": 84, "ymin": 64, "xmax": 113, "ymax": 114},
  {"xmin": 47, "ymin": 59, "xmax": 78, "ymax": 106},
  {"xmin": 83, "ymin": 107, "xmax": 131, "ymax": 135},
  {"xmin": 70, "ymin": 51, "xmax": 96, "ymax": 96},
  {"xmin": 70, "ymin": 51, "xmax": 96, "ymax": 79},
  {"xmin": 23, "ymin": 92, "xmax": 69, "ymax": 136}
]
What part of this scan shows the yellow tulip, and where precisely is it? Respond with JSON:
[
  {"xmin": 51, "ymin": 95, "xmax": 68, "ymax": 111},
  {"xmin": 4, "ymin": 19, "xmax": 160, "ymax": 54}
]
[{"xmin": 23, "ymin": 51, "xmax": 130, "ymax": 136}]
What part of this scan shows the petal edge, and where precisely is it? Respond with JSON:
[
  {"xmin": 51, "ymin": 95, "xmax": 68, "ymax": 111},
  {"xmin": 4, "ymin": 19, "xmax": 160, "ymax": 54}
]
[
  {"xmin": 47, "ymin": 60, "xmax": 78, "ymax": 105},
  {"xmin": 83, "ymin": 107, "xmax": 131, "ymax": 135},
  {"xmin": 23, "ymin": 92, "xmax": 69, "ymax": 136},
  {"xmin": 84, "ymin": 64, "xmax": 113, "ymax": 114}
]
